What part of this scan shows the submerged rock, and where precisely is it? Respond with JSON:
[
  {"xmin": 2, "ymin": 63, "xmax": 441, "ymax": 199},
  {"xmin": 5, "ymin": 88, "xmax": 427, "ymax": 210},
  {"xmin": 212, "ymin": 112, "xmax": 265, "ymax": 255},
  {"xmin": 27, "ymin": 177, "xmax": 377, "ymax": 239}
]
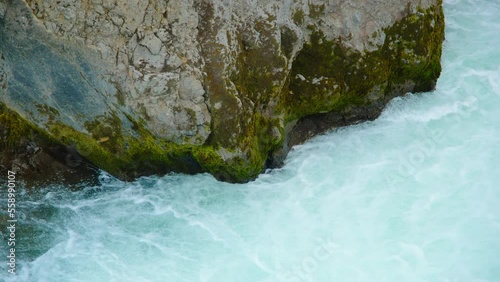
[{"xmin": 0, "ymin": 0, "xmax": 444, "ymax": 184}]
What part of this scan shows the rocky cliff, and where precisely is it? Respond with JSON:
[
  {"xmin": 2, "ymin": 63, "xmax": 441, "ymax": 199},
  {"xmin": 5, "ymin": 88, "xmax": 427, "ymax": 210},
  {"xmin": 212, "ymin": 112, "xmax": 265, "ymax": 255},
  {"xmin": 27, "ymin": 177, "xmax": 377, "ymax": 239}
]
[{"xmin": 0, "ymin": 0, "xmax": 444, "ymax": 184}]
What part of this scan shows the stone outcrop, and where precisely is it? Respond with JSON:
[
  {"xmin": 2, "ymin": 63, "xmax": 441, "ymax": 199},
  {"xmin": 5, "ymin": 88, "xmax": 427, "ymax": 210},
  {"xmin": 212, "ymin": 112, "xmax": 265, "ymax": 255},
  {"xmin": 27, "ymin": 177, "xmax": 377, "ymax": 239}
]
[{"xmin": 0, "ymin": 0, "xmax": 444, "ymax": 184}]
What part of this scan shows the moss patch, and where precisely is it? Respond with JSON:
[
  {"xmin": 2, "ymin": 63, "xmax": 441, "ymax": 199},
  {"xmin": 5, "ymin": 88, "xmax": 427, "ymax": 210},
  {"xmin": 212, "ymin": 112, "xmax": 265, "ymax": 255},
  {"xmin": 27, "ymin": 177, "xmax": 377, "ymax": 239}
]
[
  {"xmin": 293, "ymin": 9, "xmax": 305, "ymax": 25},
  {"xmin": 216, "ymin": 20, "xmax": 287, "ymax": 181},
  {"xmin": 309, "ymin": 3, "xmax": 326, "ymax": 19},
  {"xmin": 46, "ymin": 113, "xmax": 205, "ymax": 180},
  {"xmin": 84, "ymin": 112, "xmax": 124, "ymax": 154},
  {"xmin": 0, "ymin": 104, "xmax": 39, "ymax": 149}
]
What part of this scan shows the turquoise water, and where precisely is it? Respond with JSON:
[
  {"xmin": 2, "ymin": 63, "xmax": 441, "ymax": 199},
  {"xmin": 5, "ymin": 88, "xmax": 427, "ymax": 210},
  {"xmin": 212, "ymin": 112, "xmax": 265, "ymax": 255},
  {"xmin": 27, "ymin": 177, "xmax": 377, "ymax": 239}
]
[{"xmin": 3, "ymin": 0, "xmax": 500, "ymax": 281}]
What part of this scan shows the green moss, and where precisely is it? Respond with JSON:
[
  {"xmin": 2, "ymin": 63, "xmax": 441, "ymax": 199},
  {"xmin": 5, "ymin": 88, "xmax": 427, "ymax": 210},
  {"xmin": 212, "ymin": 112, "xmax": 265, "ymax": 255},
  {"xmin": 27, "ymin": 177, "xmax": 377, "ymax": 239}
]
[
  {"xmin": 280, "ymin": 26, "xmax": 298, "ymax": 58},
  {"xmin": 44, "ymin": 113, "xmax": 200, "ymax": 179},
  {"xmin": 385, "ymin": 2, "xmax": 445, "ymax": 92},
  {"xmin": 293, "ymin": 9, "xmax": 305, "ymax": 25},
  {"xmin": 0, "ymin": 101, "xmax": 270, "ymax": 183},
  {"xmin": 83, "ymin": 112, "xmax": 124, "ymax": 154},
  {"xmin": 309, "ymin": 3, "xmax": 326, "ymax": 19},
  {"xmin": 193, "ymin": 146, "xmax": 267, "ymax": 183},
  {"xmin": 284, "ymin": 30, "xmax": 385, "ymax": 121},
  {"xmin": 284, "ymin": 3, "xmax": 444, "ymax": 122},
  {"xmin": 47, "ymin": 121, "xmax": 123, "ymax": 173},
  {"xmin": 0, "ymin": 104, "xmax": 38, "ymax": 148},
  {"xmin": 211, "ymin": 20, "xmax": 288, "ymax": 181},
  {"xmin": 35, "ymin": 104, "xmax": 60, "ymax": 119},
  {"xmin": 115, "ymin": 89, "xmax": 126, "ymax": 106}
]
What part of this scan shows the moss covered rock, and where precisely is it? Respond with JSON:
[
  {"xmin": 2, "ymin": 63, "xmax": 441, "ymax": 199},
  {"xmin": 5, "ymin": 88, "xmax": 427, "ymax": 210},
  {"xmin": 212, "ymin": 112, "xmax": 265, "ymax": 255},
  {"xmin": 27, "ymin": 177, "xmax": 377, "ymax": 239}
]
[{"xmin": 0, "ymin": 0, "xmax": 444, "ymax": 184}]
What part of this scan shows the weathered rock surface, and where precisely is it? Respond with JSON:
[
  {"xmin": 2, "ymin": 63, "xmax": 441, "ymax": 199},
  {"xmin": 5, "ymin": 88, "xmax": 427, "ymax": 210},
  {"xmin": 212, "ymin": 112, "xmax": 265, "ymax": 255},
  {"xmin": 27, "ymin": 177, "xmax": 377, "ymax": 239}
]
[{"xmin": 0, "ymin": 0, "xmax": 444, "ymax": 184}]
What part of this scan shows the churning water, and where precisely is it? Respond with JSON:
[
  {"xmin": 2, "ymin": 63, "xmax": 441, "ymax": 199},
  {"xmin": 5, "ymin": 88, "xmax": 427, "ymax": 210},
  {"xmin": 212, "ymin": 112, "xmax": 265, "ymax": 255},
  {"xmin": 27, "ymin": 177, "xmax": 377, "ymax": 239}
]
[{"xmin": 2, "ymin": 0, "xmax": 500, "ymax": 281}]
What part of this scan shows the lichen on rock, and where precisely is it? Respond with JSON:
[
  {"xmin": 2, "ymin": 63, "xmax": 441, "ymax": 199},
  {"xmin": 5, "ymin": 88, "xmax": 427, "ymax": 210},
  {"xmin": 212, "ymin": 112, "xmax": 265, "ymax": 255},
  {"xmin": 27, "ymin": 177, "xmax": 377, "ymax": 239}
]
[{"xmin": 0, "ymin": 0, "xmax": 445, "ymax": 184}]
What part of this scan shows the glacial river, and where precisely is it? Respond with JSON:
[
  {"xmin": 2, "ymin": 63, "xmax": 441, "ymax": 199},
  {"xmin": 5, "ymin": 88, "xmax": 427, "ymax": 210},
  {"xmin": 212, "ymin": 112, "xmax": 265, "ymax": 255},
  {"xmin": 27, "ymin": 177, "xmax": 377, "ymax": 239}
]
[{"xmin": 2, "ymin": 0, "xmax": 500, "ymax": 281}]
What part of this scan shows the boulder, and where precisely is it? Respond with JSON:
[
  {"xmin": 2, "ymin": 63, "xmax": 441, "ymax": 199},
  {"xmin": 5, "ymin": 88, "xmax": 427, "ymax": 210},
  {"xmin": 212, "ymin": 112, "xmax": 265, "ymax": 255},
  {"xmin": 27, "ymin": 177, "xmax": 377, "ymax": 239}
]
[{"xmin": 0, "ymin": 0, "xmax": 445, "ymax": 184}]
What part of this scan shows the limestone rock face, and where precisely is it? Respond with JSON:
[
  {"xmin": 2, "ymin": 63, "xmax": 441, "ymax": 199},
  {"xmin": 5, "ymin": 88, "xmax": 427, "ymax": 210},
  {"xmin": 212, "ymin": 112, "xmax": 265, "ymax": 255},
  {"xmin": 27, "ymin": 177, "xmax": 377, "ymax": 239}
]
[{"xmin": 0, "ymin": 0, "xmax": 444, "ymax": 183}]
